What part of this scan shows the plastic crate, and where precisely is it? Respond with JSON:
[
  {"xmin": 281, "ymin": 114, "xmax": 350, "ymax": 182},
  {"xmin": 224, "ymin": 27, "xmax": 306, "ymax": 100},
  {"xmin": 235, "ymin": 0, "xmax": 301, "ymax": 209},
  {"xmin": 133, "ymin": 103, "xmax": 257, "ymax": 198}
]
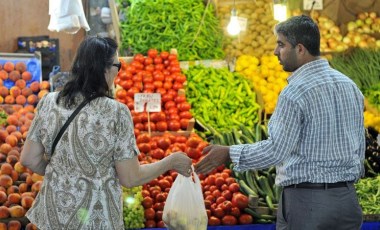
[{"xmin": 0, "ymin": 52, "xmax": 42, "ymax": 89}]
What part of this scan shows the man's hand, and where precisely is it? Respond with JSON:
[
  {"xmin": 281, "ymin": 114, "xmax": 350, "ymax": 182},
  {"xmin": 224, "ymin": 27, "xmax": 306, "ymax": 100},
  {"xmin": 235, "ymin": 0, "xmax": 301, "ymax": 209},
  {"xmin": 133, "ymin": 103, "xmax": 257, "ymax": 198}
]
[{"xmin": 194, "ymin": 145, "xmax": 230, "ymax": 175}]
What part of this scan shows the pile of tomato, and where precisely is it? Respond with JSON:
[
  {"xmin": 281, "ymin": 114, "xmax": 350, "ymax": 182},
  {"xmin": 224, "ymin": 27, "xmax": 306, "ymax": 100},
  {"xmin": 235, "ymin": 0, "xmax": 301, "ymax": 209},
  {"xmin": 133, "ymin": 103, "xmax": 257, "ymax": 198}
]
[{"xmin": 115, "ymin": 49, "xmax": 192, "ymax": 133}]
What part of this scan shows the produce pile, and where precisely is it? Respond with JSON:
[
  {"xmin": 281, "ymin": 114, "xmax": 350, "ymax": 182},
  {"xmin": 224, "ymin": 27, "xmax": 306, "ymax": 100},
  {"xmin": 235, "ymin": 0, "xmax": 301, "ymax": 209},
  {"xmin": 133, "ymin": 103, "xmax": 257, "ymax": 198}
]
[
  {"xmin": 122, "ymin": 186, "xmax": 145, "ymax": 229},
  {"xmin": 235, "ymin": 55, "xmax": 288, "ymax": 114},
  {"xmin": 115, "ymin": 49, "xmax": 193, "ymax": 133},
  {"xmin": 365, "ymin": 128, "xmax": 380, "ymax": 177},
  {"xmin": 118, "ymin": 0, "xmax": 224, "ymax": 61},
  {"xmin": 184, "ymin": 65, "xmax": 261, "ymax": 133},
  {"xmin": 356, "ymin": 175, "xmax": 380, "ymax": 215},
  {"xmin": 217, "ymin": 0, "xmax": 278, "ymax": 58}
]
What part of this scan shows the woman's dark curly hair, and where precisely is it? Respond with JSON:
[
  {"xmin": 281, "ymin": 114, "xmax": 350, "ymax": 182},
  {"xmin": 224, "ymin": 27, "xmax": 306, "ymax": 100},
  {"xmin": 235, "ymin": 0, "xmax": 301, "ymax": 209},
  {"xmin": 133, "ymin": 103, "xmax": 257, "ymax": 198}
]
[{"xmin": 56, "ymin": 36, "xmax": 118, "ymax": 108}]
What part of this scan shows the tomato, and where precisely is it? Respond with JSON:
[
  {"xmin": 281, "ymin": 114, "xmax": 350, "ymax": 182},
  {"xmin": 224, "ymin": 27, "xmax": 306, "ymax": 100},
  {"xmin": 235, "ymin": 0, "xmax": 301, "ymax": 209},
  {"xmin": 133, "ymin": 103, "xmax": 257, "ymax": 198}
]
[
  {"xmin": 186, "ymin": 147, "xmax": 201, "ymax": 160},
  {"xmin": 119, "ymin": 79, "xmax": 133, "ymax": 90},
  {"xmin": 155, "ymin": 87, "xmax": 167, "ymax": 95},
  {"xmin": 177, "ymin": 102, "xmax": 191, "ymax": 111},
  {"xmin": 134, "ymin": 123, "xmax": 144, "ymax": 131},
  {"xmin": 172, "ymin": 82, "xmax": 183, "ymax": 90},
  {"xmin": 228, "ymin": 183, "xmax": 240, "ymax": 193},
  {"xmin": 168, "ymin": 120, "xmax": 181, "ymax": 131},
  {"xmin": 155, "ymin": 63, "xmax": 165, "ymax": 71},
  {"xmin": 158, "ymin": 179, "xmax": 171, "ymax": 190},
  {"xmin": 213, "ymin": 207, "xmax": 225, "ymax": 219},
  {"xmin": 239, "ymin": 214, "xmax": 253, "ymax": 225},
  {"xmin": 205, "ymin": 195, "xmax": 215, "ymax": 203},
  {"xmin": 139, "ymin": 112, "xmax": 148, "ymax": 123},
  {"xmin": 222, "ymin": 200, "xmax": 233, "ymax": 212},
  {"xmin": 153, "ymin": 202, "xmax": 165, "ymax": 211},
  {"xmin": 170, "ymin": 66, "xmax": 181, "ymax": 73},
  {"xmin": 167, "ymin": 89, "xmax": 178, "ymax": 97},
  {"xmin": 125, "ymin": 65, "xmax": 136, "ymax": 74},
  {"xmin": 167, "ymin": 107, "xmax": 179, "ymax": 115},
  {"xmin": 153, "ymin": 80, "xmax": 163, "ymax": 89},
  {"xmin": 232, "ymin": 193, "xmax": 249, "ymax": 210},
  {"xmin": 175, "ymin": 135, "xmax": 187, "ymax": 143},
  {"xmin": 132, "ymin": 74, "xmax": 142, "ymax": 82},
  {"xmin": 186, "ymin": 137, "xmax": 201, "ymax": 148},
  {"xmin": 142, "ymin": 189, "xmax": 150, "ymax": 197},
  {"xmin": 155, "ymin": 211, "xmax": 163, "ymax": 221},
  {"xmin": 134, "ymin": 53, "xmax": 145, "ymax": 63},
  {"xmin": 221, "ymin": 172, "xmax": 230, "ymax": 179},
  {"xmin": 143, "ymin": 83, "xmax": 155, "ymax": 91},
  {"xmin": 136, "ymin": 133, "xmax": 150, "ymax": 144},
  {"xmin": 134, "ymin": 128, "xmax": 140, "ymax": 138},
  {"xmin": 133, "ymin": 81, "xmax": 143, "ymax": 91},
  {"xmin": 151, "ymin": 148, "xmax": 165, "ymax": 159},
  {"xmin": 208, "ymin": 216, "xmax": 221, "ymax": 226},
  {"xmin": 168, "ymin": 54, "xmax": 177, "ymax": 61},
  {"xmin": 225, "ymin": 177, "xmax": 236, "ymax": 186},
  {"xmin": 130, "ymin": 61, "xmax": 144, "ymax": 70},
  {"xmin": 147, "ymin": 49, "xmax": 158, "ymax": 58},
  {"xmin": 156, "ymin": 121, "xmax": 167, "ymax": 132},
  {"xmin": 153, "ymin": 71, "xmax": 165, "ymax": 81},
  {"xmin": 230, "ymin": 207, "xmax": 241, "ymax": 218},
  {"xmin": 222, "ymin": 190, "xmax": 232, "ymax": 201},
  {"xmin": 144, "ymin": 122, "xmax": 156, "ymax": 131},
  {"xmin": 154, "ymin": 57, "xmax": 163, "ymax": 64},
  {"xmin": 157, "ymin": 137, "xmax": 171, "ymax": 150},
  {"xmin": 164, "ymin": 101, "xmax": 176, "ymax": 110},
  {"xmin": 161, "ymin": 94, "xmax": 173, "ymax": 103},
  {"xmin": 168, "ymin": 113, "xmax": 180, "ymax": 121},
  {"xmin": 212, "ymin": 189, "xmax": 221, "ymax": 198},
  {"xmin": 215, "ymin": 177, "xmax": 225, "ymax": 188},
  {"xmin": 138, "ymin": 143, "xmax": 151, "ymax": 153},
  {"xmin": 144, "ymin": 208, "xmax": 156, "ymax": 220},
  {"xmin": 175, "ymin": 74, "xmax": 187, "ymax": 83},
  {"xmin": 143, "ymin": 88, "xmax": 154, "ymax": 93},
  {"xmin": 216, "ymin": 196, "xmax": 226, "ymax": 205},
  {"xmin": 222, "ymin": 215, "xmax": 238, "ymax": 225},
  {"xmin": 156, "ymin": 220, "xmax": 165, "ymax": 228},
  {"xmin": 144, "ymin": 220, "xmax": 156, "ymax": 228},
  {"xmin": 142, "ymin": 196, "xmax": 153, "ymax": 208},
  {"xmin": 150, "ymin": 113, "xmax": 160, "ymax": 122},
  {"xmin": 163, "ymin": 81, "xmax": 172, "ymax": 90},
  {"xmin": 115, "ymin": 89, "xmax": 127, "ymax": 99},
  {"xmin": 158, "ymin": 112, "xmax": 166, "ymax": 121},
  {"xmin": 179, "ymin": 118, "xmax": 189, "ymax": 130},
  {"xmin": 144, "ymin": 57, "xmax": 153, "ymax": 66},
  {"xmin": 142, "ymin": 74, "xmax": 154, "ymax": 83},
  {"xmin": 155, "ymin": 192, "xmax": 166, "ymax": 203},
  {"xmin": 204, "ymin": 200, "xmax": 212, "ymax": 209},
  {"xmin": 174, "ymin": 95, "xmax": 186, "ymax": 104},
  {"xmin": 160, "ymin": 51, "xmax": 169, "ymax": 59},
  {"xmin": 150, "ymin": 140, "xmax": 157, "ymax": 150},
  {"xmin": 145, "ymin": 64, "xmax": 155, "ymax": 73},
  {"xmin": 196, "ymin": 142, "xmax": 208, "ymax": 153}
]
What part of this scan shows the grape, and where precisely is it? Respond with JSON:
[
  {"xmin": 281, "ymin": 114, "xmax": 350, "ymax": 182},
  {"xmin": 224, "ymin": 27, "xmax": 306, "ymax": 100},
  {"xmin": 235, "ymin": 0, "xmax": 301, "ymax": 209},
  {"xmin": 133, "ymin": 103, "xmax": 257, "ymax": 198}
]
[{"xmin": 122, "ymin": 186, "xmax": 145, "ymax": 229}]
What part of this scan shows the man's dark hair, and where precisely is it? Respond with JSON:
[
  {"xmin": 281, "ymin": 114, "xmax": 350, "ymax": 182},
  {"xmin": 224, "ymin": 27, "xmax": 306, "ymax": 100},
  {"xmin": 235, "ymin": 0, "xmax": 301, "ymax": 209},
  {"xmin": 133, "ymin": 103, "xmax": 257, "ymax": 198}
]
[
  {"xmin": 275, "ymin": 15, "xmax": 320, "ymax": 56},
  {"xmin": 57, "ymin": 36, "xmax": 118, "ymax": 108}
]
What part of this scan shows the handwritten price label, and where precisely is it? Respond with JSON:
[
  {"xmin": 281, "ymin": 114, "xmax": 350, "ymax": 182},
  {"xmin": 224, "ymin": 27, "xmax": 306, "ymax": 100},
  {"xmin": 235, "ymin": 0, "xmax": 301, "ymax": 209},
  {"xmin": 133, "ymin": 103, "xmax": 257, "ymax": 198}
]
[{"xmin": 134, "ymin": 93, "xmax": 161, "ymax": 112}]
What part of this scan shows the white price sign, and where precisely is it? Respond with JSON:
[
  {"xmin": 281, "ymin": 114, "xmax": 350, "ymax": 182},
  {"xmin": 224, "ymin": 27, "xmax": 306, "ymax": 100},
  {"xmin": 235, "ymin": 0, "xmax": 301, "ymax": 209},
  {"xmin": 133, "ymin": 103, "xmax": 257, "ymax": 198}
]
[
  {"xmin": 134, "ymin": 93, "xmax": 161, "ymax": 112},
  {"xmin": 238, "ymin": 17, "xmax": 248, "ymax": 32}
]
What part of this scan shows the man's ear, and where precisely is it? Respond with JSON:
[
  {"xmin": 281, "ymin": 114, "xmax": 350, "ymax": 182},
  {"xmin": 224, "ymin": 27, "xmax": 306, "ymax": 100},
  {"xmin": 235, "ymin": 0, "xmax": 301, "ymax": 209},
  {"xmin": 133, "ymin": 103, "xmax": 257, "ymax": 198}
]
[{"xmin": 296, "ymin": 43, "xmax": 308, "ymax": 56}]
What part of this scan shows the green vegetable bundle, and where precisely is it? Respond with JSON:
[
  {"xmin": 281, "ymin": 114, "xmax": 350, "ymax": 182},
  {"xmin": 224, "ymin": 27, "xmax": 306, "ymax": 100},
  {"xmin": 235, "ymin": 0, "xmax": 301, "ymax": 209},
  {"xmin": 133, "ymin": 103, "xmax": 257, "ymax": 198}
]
[
  {"xmin": 185, "ymin": 65, "xmax": 261, "ymax": 132},
  {"xmin": 120, "ymin": 0, "xmax": 225, "ymax": 61},
  {"xmin": 355, "ymin": 176, "xmax": 380, "ymax": 214},
  {"xmin": 330, "ymin": 48, "xmax": 380, "ymax": 90}
]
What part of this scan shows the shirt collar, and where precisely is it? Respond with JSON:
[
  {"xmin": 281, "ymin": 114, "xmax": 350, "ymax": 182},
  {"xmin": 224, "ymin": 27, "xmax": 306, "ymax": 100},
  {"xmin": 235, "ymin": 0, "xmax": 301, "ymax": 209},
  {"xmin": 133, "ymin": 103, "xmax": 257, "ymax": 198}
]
[{"xmin": 287, "ymin": 59, "xmax": 330, "ymax": 83}]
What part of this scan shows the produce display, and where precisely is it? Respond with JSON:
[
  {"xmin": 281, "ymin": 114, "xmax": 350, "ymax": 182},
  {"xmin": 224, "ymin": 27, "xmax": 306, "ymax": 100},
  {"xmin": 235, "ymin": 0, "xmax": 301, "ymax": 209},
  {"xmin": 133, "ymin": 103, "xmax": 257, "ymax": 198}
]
[
  {"xmin": 217, "ymin": 0, "xmax": 278, "ymax": 58},
  {"xmin": 184, "ymin": 65, "xmax": 260, "ymax": 132},
  {"xmin": 118, "ymin": 0, "xmax": 224, "ymax": 61},
  {"xmin": 235, "ymin": 55, "xmax": 288, "ymax": 114},
  {"xmin": 122, "ymin": 186, "xmax": 145, "ymax": 229},
  {"xmin": 365, "ymin": 128, "xmax": 380, "ymax": 177},
  {"xmin": 356, "ymin": 175, "xmax": 380, "ymax": 214},
  {"xmin": 114, "ymin": 49, "xmax": 193, "ymax": 133}
]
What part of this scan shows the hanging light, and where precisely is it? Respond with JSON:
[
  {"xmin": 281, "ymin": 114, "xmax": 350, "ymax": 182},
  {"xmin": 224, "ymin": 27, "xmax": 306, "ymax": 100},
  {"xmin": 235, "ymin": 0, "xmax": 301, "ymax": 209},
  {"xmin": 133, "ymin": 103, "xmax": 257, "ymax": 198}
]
[
  {"xmin": 273, "ymin": 0, "xmax": 287, "ymax": 22},
  {"xmin": 227, "ymin": 0, "xmax": 241, "ymax": 36}
]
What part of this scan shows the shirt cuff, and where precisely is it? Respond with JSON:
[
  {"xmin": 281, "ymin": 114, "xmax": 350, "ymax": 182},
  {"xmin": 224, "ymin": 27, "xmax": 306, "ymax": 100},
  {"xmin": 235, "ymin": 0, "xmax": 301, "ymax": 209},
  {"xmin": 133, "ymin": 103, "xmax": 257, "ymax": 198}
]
[{"xmin": 230, "ymin": 145, "xmax": 245, "ymax": 172}]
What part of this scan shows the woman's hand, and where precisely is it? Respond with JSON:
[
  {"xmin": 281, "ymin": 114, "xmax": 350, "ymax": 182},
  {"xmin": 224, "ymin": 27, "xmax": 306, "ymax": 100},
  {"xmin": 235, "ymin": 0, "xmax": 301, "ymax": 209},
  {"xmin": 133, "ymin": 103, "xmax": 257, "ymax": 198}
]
[{"xmin": 168, "ymin": 152, "xmax": 193, "ymax": 177}]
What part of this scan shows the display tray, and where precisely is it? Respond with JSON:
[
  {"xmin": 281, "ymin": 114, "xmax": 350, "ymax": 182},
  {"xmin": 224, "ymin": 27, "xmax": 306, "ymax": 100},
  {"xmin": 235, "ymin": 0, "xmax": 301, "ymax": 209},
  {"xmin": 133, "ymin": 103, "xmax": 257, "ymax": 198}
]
[
  {"xmin": 363, "ymin": 214, "xmax": 380, "ymax": 222},
  {"xmin": 0, "ymin": 52, "xmax": 42, "ymax": 88}
]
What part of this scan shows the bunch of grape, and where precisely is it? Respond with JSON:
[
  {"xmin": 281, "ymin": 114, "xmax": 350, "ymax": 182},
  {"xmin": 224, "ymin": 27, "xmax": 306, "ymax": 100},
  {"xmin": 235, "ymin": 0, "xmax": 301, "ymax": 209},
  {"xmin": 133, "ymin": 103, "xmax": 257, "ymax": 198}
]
[{"xmin": 122, "ymin": 186, "xmax": 145, "ymax": 229}]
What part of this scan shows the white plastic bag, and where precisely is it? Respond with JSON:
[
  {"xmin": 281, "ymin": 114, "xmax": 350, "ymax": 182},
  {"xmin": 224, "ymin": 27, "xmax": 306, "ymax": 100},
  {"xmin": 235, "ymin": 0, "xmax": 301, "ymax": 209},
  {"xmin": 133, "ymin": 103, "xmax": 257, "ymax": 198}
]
[{"xmin": 163, "ymin": 166, "xmax": 208, "ymax": 230}]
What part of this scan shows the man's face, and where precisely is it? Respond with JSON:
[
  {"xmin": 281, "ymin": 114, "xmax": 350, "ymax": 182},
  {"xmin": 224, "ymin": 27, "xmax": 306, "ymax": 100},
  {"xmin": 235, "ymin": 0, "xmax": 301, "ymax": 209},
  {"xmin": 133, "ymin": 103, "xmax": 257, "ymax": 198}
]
[{"xmin": 274, "ymin": 33, "xmax": 298, "ymax": 72}]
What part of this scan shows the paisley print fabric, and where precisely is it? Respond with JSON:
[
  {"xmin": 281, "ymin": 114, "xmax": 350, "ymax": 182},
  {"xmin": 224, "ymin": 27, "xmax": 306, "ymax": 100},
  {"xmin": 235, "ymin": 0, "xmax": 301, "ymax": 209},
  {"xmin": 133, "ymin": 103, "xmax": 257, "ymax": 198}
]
[{"xmin": 25, "ymin": 92, "xmax": 139, "ymax": 230}]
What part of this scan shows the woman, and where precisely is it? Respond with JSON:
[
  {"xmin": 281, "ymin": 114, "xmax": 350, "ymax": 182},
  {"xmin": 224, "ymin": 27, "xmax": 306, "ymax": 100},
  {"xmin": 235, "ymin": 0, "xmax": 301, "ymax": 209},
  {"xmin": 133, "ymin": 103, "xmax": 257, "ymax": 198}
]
[{"xmin": 20, "ymin": 36, "xmax": 192, "ymax": 229}]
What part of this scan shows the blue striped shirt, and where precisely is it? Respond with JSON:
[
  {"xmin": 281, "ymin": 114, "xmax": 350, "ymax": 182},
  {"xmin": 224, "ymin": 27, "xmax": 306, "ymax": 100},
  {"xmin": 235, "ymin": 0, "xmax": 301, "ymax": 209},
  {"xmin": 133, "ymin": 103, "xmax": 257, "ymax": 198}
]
[{"xmin": 230, "ymin": 59, "xmax": 365, "ymax": 186}]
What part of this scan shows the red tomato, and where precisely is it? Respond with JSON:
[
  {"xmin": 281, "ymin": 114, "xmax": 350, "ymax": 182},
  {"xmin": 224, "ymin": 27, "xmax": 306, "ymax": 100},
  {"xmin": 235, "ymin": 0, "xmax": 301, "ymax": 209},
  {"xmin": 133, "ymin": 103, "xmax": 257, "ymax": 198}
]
[
  {"xmin": 179, "ymin": 111, "xmax": 192, "ymax": 119},
  {"xmin": 157, "ymin": 137, "xmax": 171, "ymax": 150},
  {"xmin": 180, "ymin": 118, "xmax": 189, "ymax": 130},
  {"xmin": 138, "ymin": 143, "xmax": 151, "ymax": 153},
  {"xmin": 134, "ymin": 53, "xmax": 145, "ymax": 63},
  {"xmin": 222, "ymin": 190, "xmax": 232, "ymax": 201},
  {"xmin": 153, "ymin": 202, "xmax": 165, "ymax": 211},
  {"xmin": 144, "ymin": 220, "xmax": 156, "ymax": 228},
  {"xmin": 158, "ymin": 179, "xmax": 171, "ymax": 190},
  {"xmin": 160, "ymin": 51, "xmax": 170, "ymax": 59},
  {"xmin": 151, "ymin": 148, "xmax": 165, "ymax": 160},
  {"xmin": 167, "ymin": 107, "xmax": 179, "ymax": 114},
  {"xmin": 142, "ymin": 196, "xmax": 153, "ymax": 208},
  {"xmin": 156, "ymin": 220, "xmax": 165, "ymax": 228},
  {"xmin": 155, "ymin": 63, "xmax": 165, "ymax": 71},
  {"xmin": 136, "ymin": 133, "xmax": 150, "ymax": 144},
  {"xmin": 228, "ymin": 183, "xmax": 240, "ymax": 193},
  {"xmin": 221, "ymin": 200, "xmax": 233, "ymax": 212},
  {"xmin": 155, "ymin": 193, "xmax": 166, "ymax": 203},
  {"xmin": 145, "ymin": 64, "xmax": 155, "ymax": 73},
  {"xmin": 161, "ymin": 94, "xmax": 173, "ymax": 103},
  {"xmin": 174, "ymin": 95, "xmax": 186, "ymax": 103},
  {"xmin": 144, "ymin": 208, "xmax": 156, "ymax": 220},
  {"xmin": 215, "ymin": 177, "xmax": 225, "ymax": 188},
  {"xmin": 232, "ymin": 193, "xmax": 249, "ymax": 210},
  {"xmin": 216, "ymin": 196, "xmax": 226, "ymax": 205},
  {"xmin": 222, "ymin": 215, "xmax": 238, "ymax": 225},
  {"xmin": 164, "ymin": 101, "xmax": 176, "ymax": 110},
  {"xmin": 155, "ymin": 87, "xmax": 167, "ymax": 95},
  {"xmin": 156, "ymin": 121, "xmax": 167, "ymax": 132},
  {"xmin": 177, "ymin": 102, "xmax": 191, "ymax": 111},
  {"xmin": 186, "ymin": 147, "xmax": 201, "ymax": 160},
  {"xmin": 174, "ymin": 135, "xmax": 187, "ymax": 143},
  {"xmin": 115, "ymin": 89, "xmax": 127, "ymax": 99},
  {"xmin": 230, "ymin": 207, "xmax": 241, "ymax": 218},
  {"xmin": 154, "ymin": 57, "xmax": 163, "ymax": 64},
  {"xmin": 225, "ymin": 177, "xmax": 236, "ymax": 186},
  {"xmin": 208, "ymin": 216, "xmax": 221, "ymax": 226},
  {"xmin": 142, "ymin": 74, "xmax": 154, "ymax": 83},
  {"xmin": 143, "ymin": 83, "xmax": 155, "ymax": 91},
  {"xmin": 186, "ymin": 137, "xmax": 201, "ymax": 148},
  {"xmin": 144, "ymin": 122, "xmax": 156, "ymax": 131},
  {"xmin": 175, "ymin": 74, "xmax": 187, "ymax": 83},
  {"xmin": 150, "ymin": 112, "xmax": 160, "ymax": 122},
  {"xmin": 168, "ymin": 113, "xmax": 180, "ymax": 121},
  {"xmin": 168, "ymin": 54, "xmax": 177, "ymax": 61},
  {"xmin": 119, "ymin": 79, "xmax": 134, "ymax": 90},
  {"xmin": 167, "ymin": 120, "xmax": 181, "ymax": 131},
  {"xmin": 144, "ymin": 57, "xmax": 153, "ymax": 66},
  {"xmin": 134, "ymin": 123, "xmax": 144, "ymax": 131},
  {"xmin": 239, "ymin": 214, "xmax": 253, "ymax": 225},
  {"xmin": 213, "ymin": 207, "xmax": 225, "ymax": 219},
  {"xmin": 172, "ymin": 82, "xmax": 183, "ymax": 90},
  {"xmin": 163, "ymin": 81, "xmax": 172, "ymax": 90},
  {"xmin": 153, "ymin": 81, "xmax": 163, "ymax": 89},
  {"xmin": 147, "ymin": 49, "xmax": 158, "ymax": 58}
]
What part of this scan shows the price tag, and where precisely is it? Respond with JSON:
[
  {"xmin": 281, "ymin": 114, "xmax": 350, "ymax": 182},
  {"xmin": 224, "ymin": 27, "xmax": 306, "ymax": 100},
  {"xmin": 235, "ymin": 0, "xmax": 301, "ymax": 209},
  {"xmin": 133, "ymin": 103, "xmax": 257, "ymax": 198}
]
[
  {"xmin": 134, "ymin": 93, "xmax": 161, "ymax": 112},
  {"xmin": 238, "ymin": 17, "xmax": 248, "ymax": 32}
]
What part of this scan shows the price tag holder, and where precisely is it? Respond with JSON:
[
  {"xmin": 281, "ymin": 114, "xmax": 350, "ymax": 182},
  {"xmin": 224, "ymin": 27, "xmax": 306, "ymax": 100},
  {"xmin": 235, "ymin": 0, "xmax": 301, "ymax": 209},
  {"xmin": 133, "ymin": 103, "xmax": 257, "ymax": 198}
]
[
  {"xmin": 134, "ymin": 93, "xmax": 161, "ymax": 112},
  {"xmin": 238, "ymin": 17, "xmax": 248, "ymax": 32}
]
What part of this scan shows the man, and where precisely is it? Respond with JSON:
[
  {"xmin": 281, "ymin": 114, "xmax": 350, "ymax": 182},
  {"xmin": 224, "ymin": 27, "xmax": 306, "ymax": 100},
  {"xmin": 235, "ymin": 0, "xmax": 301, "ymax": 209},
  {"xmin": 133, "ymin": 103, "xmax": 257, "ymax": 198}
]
[{"xmin": 195, "ymin": 15, "xmax": 364, "ymax": 230}]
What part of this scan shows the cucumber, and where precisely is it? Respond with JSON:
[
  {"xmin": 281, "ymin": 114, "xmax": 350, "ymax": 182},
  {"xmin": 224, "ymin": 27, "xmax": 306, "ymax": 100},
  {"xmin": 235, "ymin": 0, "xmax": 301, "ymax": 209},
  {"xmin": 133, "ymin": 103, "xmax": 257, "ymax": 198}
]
[{"xmin": 239, "ymin": 179, "xmax": 258, "ymax": 196}]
